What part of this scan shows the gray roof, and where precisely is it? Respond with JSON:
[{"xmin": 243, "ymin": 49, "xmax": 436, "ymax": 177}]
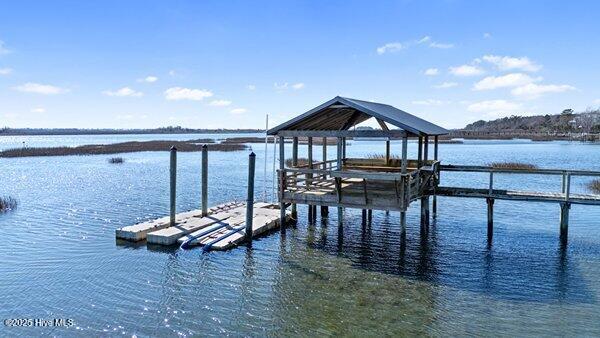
[{"xmin": 267, "ymin": 96, "xmax": 448, "ymax": 136}]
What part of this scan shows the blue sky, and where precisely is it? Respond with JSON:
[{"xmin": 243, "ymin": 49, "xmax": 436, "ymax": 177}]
[{"xmin": 0, "ymin": 0, "xmax": 599, "ymax": 129}]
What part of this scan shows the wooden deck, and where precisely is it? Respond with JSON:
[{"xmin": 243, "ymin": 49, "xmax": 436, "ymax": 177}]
[{"xmin": 116, "ymin": 202, "xmax": 290, "ymax": 251}]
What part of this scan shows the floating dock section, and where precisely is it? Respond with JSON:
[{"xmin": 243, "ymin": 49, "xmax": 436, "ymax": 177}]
[{"xmin": 116, "ymin": 202, "xmax": 290, "ymax": 251}]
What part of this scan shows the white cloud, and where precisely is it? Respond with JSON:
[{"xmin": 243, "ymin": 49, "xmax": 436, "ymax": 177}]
[
  {"xmin": 434, "ymin": 82, "xmax": 458, "ymax": 89},
  {"xmin": 412, "ymin": 99, "xmax": 449, "ymax": 106},
  {"xmin": 31, "ymin": 107, "xmax": 45, "ymax": 113},
  {"xmin": 246, "ymin": 84, "xmax": 256, "ymax": 90},
  {"xmin": 292, "ymin": 82, "xmax": 305, "ymax": 90},
  {"xmin": 376, "ymin": 42, "xmax": 403, "ymax": 55},
  {"xmin": 424, "ymin": 68, "xmax": 439, "ymax": 76},
  {"xmin": 429, "ymin": 42, "xmax": 454, "ymax": 49},
  {"xmin": 168, "ymin": 70, "xmax": 177, "ymax": 76},
  {"xmin": 164, "ymin": 87, "xmax": 213, "ymax": 101},
  {"xmin": 449, "ymin": 64, "xmax": 484, "ymax": 76},
  {"xmin": 0, "ymin": 40, "xmax": 11, "ymax": 55},
  {"xmin": 467, "ymin": 100, "xmax": 522, "ymax": 115},
  {"xmin": 511, "ymin": 83, "xmax": 575, "ymax": 99},
  {"xmin": 274, "ymin": 82, "xmax": 288, "ymax": 90},
  {"xmin": 13, "ymin": 82, "xmax": 69, "ymax": 95},
  {"xmin": 138, "ymin": 76, "xmax": 158, "ymax": 83},
  {"xmin": 483, "ymin": 33, "xmax": 492, "ymax": 39},
  {"xmin": 417, "ymin": 36, "xmax": 431, "ymax": 44},
  {"xmin": 116, "ymin": 114, "xmax": 134, "ymax": 120},
  {"xmin": 482, "ymin": 55, "xmax": 542, "ymax": 72},
  {"xmin": 230, "ymin": 108, "xmax": 247, "ymax": 114},
  {"xmin": 103, "ymin": 87, "xmax": 143, "ymax": 97},
  {"xmin": 0, "ymin": 68, "xmax": 12, "ymax": 75},
  {"xmin": 209, "ymin": 99, "xmax": 232, "ymax": 106},
  {"xmin": 473, "ymin": 73, "xmax": 540, "ymax": 91},
  {"xmin": 594, "ymin": 99, "xmax": 600, "ymax": 105}
]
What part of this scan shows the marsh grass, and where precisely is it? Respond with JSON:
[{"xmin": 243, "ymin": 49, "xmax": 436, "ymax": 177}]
[
  {"xmin": 0, "ymin": 196, "xmax": 17, "ymax": 213},
  {"xmin": 589, "ymin": 179, "xmax": 600, "ymax": 194},
  {"xmin": 489, "ymin": 162, "xmax": 539, "ymax": 170},
  {"xmin": 0, "ymin": 139, "xmax": 245, "ymax": 158},
  {"xmin": 285, "ymin": 157, "xmax": 309, "ymax": 167}
]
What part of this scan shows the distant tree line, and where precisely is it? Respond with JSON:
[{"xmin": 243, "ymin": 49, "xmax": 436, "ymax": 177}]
[
  {"xmin": 0, "ymin": 125, "xmax": 263, "ymax": 136},
  {"xmin": 463, "ymin": 108, "xmax": 600, "ymax": 134}
]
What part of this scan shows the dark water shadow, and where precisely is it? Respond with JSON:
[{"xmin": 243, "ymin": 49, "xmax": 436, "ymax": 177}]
[{"xmin": 302, "ymin": 210, "xmax": 596, "ymax": 304}]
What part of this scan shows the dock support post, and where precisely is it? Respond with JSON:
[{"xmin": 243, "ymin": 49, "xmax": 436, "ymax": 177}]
[
  {"xmin": 486, "ymin": 198, "xmax": 494, "ymax": 245},
  {"xmin": 560, "ymin": 173, "xmax": 571, "ymax": 244},
  {"xmin": 420, "ymin": 136, "xmax": 429, "ymax": 228},
  {"xmin": 308, "ymin": 137, "xmax": 313, "ymax": 222},
  {"xmin": 291, "ymin": 137, "xmax": 298, "ymax": 219},
  {"xmin": 279, "ymin": 136, "xmax": 286, "ymax": 229},
  {"xmin": 321, "ymin": 137, "xmax": 329, "ymax": 217},
  {"xmin": 400, "ymin": 211, "xmax": 406, "ymax": 239},
  {"xmin": 361, "ymin": 209, "xmax": 367, "ymax": 225},
  {"xmin": 432, "ymin": 136, "xmax": 438, "ymax": 219},
  {"xmin": 560, "ymin": 202, "xmax": 570, "ymax": 244},
  {"xmin": 201, "ymin": 144, "xmax": 208, "ymax": 217},
  {"xmin": 170, "ymin": 146, "xmax": 177, "ymax": 226},
  {"xmin": 337, "ymin": 137, "xmax": 343, "ymax": 226},
  {"xmin": 368, "ymin": 209, "xmax": 372, "ymax": 224},
  {"xmin": 245, "ymin": 152, "xmax": 256, "ymax": 243}
]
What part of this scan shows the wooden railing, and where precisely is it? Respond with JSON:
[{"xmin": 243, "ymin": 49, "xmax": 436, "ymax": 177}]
[
  {"xmin": 439, "ymin": 164, "xmax": 600, "ymax": 204},
  {"xmin": 279, "ymin": 158, "xmax": 441, "ymax": 210}
]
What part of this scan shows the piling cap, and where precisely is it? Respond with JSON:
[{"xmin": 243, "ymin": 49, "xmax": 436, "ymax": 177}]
[
  {"xmin": 249, "ymin": 152, "xmax": 256, "ymax": 157},
  {"xmin": 202, "ymin": 144, "xmax": 208, "ymax": 149},
  {"xmin": 170, "ymin": 146, "xmax": 177, "ymax": 151}
]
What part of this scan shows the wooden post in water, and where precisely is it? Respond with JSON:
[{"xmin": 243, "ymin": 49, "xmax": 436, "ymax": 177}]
[
  {"xmin": 307, "ymin": 137, "xmax": 313, "ymax": 223},
  {"xmin": 420, "ymin": 136, "xmax": 429, "ymax": 228},
  {"xmin": 170, "ymin": 146, "xmax": 177, "ymax": 226},
  {"xmin": 245, "ymin": 152, "xmax": 256, "ymax": 243},
  {"xmin": 321, "ymin": 137, "xmax": 329, "ymax": 217},
  {"xmin": 279, "ymin": 136, "xmax": 286, "ymax": 229},
  {"xmin": 291, "ymin": 137, "xmax": 298, "ymax": 219},
  {"xmin": 560, "ymin": 173, "xmax": 571, "ymax": 244},
  {"xmin": 361, "ymin": 209, "xmax": 367, "ymax": 225},
  {"xmin": 367, "ymin": 209, "xmax": 373, "ymax": 224},
  {"xmin": 400, "ymin": 136, "xmax": 408, "ymax": 231},
  {"xmin": 486, "ymin": 197, "xmax": 494, "ymax": 245},
  {"xmin": 337, "ymin": 137, "xmax": 343, "ymax": 226},
  {"xmin": 201, "ymin": 144, "xmax": 208, "ymax": 217},
  {"xmin": 432, "ymin": 136, "xmax": 438, "ymax": 219}
]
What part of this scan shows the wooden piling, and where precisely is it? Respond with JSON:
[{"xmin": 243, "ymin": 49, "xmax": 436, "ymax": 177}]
[
  {"xmin": 421, "ymin": 136, "xmax": 429, "ymax": 228},
  {"xmin": 279, "ymin": 136, "xmax": 286, "ymax": 229},
  {"xmin": 170, "ymin": 146, "xmax": 177, "ymax": 226},
  {"xmin": 486, "ymin": 197, "xmax": 494, "ymax": 244},
  {"xmin": 337, "ymin": 137, "xmax": 343, "ymax": 226},
  {"xmin": 362, "ymin": 209, "xmax": 367, "ymax": 225},
  {"xmin": 367, "ymin": 209, "xmax": 372, "ymax": 223},
  {"xmin": 560, "ymin": 173, "xmax": 571, "ymax": 244},
  {"xmin": 245, "ymin": 152, "xmax": 256, "ymax": 242},
  {"xmin": 321, "ymin": 137, "xmax": 329, "ymax": 216},
  {"xmin": 385, "ymin": 139, "xmax": 390, "ymax": 165},
  {"xmin": 201, "ymin": 144, "xmax": 208, "ymax": 217},
  {"xmin": 308, "ymin": 137, "xmax": 313, "ymax": 220},
  {"xmin": 560, "ymin": 202, "xmax": 570, "ymax": 244},
  {"xmin": 291, "ymin": 137, "xmax": 298, "ymax": 219},
  {"xmin": 432, "ymin": 136, "xmax": 438, "ymax": 219}
]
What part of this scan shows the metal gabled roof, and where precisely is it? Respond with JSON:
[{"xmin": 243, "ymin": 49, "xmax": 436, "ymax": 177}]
[{"xmin": 267, "ymin": 96, "xmax": 448, "ymax": 136}]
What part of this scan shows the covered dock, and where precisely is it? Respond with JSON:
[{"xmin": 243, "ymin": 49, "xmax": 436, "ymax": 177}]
[{"xmin": 267, "ymin": 96, "xmax": 448, "ymax": 232}]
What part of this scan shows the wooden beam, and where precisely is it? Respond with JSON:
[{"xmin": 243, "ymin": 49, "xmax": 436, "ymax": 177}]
[
  {"xmin": 376, "ymin": 118, "xmax": 390, "ymax": 131},
  {"xmin": 291, "ymin": 137, "xmax": 298, "ymax": 218},
  {"xmin": 341, "ymin": 111, "xmax": 364, "ymax": 130},
  {"xmin": 401, "ymin": 136, "xmax": 408, "ymax": 174},
  {"xmin": 277, "ymin": 129, "xmax": 407, "ymax": 138}
]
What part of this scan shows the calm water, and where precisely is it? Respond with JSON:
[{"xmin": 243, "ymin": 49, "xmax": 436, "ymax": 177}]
[{"xmin": 1, "ymin": 135, "xmax": 600, "ymax": 337}]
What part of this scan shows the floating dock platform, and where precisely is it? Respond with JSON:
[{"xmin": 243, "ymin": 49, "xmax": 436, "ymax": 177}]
[{"xmin": 116, "ymin": 202, "xmax": 290, "ymax": 251}]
